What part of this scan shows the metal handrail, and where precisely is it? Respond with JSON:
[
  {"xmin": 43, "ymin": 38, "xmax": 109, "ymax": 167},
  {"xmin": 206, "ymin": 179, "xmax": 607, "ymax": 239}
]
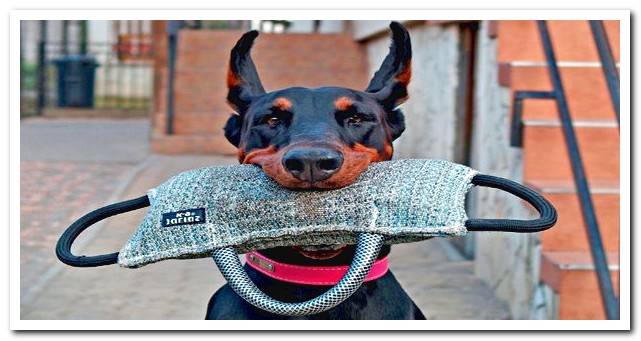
[
  {"xmin": 510, "ymin": 21, "xmax": 619, "ymax": 320},
  {"xmin": 510, "ymin": 91, "xmax": 555, "ymax": 147},
  {"xmin": 589, "ymin": 20, "xmax": 620, "ymax": 125}
]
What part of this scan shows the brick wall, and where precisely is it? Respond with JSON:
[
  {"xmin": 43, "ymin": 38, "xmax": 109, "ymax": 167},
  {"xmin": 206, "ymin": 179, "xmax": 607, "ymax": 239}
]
[{"xmin": 151, "ymin": 27, "xmax": 369, "ymax": 155}]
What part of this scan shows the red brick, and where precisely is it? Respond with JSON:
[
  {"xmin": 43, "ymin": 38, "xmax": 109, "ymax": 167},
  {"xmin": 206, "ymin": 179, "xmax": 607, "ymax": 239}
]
[
  {"xmin": 540, "ymin": 251, "xmax": 619, "ymax": 319},
  {"xmin": 538, "ymin": 192, "xmax": 620, "ymax": 252},
  {"xmin": 511, "ymin": 67, "xmax": 619, "ymax": 121},
  {"xmin": 498, "ymin": 20, "xmax": 620, "ymax": 63},
  {"xmin": 523, "ymin": 125, "xmax": 619, "ymax": 183}
]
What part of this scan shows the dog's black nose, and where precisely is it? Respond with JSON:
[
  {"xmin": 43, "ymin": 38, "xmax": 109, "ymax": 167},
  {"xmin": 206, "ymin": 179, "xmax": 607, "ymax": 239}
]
[{"xmin": 282, "ymin": 148, "xmax": 344, "ymax": 183}]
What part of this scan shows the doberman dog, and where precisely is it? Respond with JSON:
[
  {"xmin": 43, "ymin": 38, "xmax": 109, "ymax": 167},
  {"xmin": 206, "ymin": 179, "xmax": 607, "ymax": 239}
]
[{"xmin": 206, "ymin": 22, "xmax": 426, "ymax": 320}]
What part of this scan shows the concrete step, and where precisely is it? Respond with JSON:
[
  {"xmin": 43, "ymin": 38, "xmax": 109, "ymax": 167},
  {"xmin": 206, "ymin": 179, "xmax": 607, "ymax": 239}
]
[
  {"xmin": 522, "ymin": 124, "xmax": 619, "ymax": 183},
  {"xmin": 498, "ymin": 20, "xmax": 620, "ymax": 63},
  {"xmin": 540, "ymin": 250, "xmax": 619, "ymax": 319},
  {"xmin": 43, "ymin": 108, "xmax": 150, "ymax": 119},
  {"xmin": 526, "ymin": 179, "xmax": 619, "ymax": 253},
  {"xmin": 151, "ymin": 110, "xmax": 236, "ymax": 138},
  {"xmin": 151, "ymin": 131, "xmax": 237, "ymax": 155}
]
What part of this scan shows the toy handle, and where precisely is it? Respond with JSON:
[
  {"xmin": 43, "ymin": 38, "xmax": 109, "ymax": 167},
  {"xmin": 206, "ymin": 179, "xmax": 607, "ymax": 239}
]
[
  {"xmin": 55, "ymin": 195, "xmax": 150, "ymax": 267},
  {"xmin": 465, "ymin": 174, "xmax": 557, "ymax": 233},
  {"xmin": 212, "ymin": 233, "xmax": 383, "ymax": 316}
]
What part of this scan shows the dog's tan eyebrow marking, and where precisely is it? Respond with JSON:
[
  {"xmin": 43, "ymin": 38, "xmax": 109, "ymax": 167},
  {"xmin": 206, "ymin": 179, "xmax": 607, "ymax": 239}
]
[
  {"xmin": 334, "ymin": 96, "xmax": 354, "ymax": 111},
  {"xmin": 272, "ymin": 97, "xmax": 293, "ymax": 110}
]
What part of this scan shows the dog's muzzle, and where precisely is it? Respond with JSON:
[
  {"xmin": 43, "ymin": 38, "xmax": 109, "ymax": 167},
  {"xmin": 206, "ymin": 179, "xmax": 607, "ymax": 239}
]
[{"xmin": 56, "ymin": 159, "xmax": 557, "ymax": 316}]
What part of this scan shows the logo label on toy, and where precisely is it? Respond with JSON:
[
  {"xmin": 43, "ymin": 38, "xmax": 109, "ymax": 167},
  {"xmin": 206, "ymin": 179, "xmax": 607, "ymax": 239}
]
[{"xmin": 162, "ymin": 208, "xmax": 206, "ymax": 227}]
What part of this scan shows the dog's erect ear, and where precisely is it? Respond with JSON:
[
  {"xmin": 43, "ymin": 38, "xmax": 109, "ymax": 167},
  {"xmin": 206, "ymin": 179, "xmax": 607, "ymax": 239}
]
[
  {"xmin": 227, "ymin": 30, "xmax": 266, "ymax": 114},
  {"xmin": 365, "ymin": 22, "xmax": 412, "ymax": 109},
  {"xmin": 223, "ymin": 113, "xmax": 243, "ymax": 147}
]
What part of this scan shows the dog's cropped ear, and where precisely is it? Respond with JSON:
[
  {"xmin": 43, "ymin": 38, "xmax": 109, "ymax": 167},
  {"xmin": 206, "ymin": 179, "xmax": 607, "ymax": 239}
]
[
  {"xmin": 365, "ymin": 22, "xmax": 412, "ymax": 110},
  {"xmin": 227, "ymin": 30, "xmax": 266, "ymax": 114}
]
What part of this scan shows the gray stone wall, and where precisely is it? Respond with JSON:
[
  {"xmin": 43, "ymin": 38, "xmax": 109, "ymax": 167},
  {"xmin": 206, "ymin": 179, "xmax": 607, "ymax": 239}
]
[{"xmin": 467, "ymin": 21, "xmax": 542, "ymax": 319}]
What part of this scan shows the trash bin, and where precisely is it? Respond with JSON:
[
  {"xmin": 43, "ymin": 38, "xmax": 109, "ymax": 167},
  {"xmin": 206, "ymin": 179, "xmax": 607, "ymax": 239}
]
[{"xmin": 53, "ymin": 55, "xmax": 99, "ymax": 108}]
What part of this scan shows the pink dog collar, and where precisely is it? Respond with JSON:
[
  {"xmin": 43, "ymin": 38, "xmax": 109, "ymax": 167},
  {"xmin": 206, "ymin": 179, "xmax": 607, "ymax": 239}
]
[{"xmin": 245, "ymin": 251, "xmax": 389, "ymax": 286}]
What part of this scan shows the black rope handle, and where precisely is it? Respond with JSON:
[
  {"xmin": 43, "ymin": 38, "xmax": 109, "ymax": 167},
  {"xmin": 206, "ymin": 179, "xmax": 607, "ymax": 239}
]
[
  {"xmin": 55, "ymin": 195, "xmax": 150, "ymax": 267},
  {"xmin": 465, "ymin": 174, "xmax": 557, "ymax": 232}
]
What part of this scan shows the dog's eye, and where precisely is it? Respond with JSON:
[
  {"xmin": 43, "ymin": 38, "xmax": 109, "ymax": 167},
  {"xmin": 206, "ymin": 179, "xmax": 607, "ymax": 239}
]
[
  {"xmin": 265, "ymin": 116, "xmax": 281, "ymax": 128},
  {"xmin": 261, "ymin": 109, "xmax": 291, "ymax": 128},
  {"xmin": 335, "ymin": 110, "xmax": 373, "ymax": 127},
  {"xmin": 346, "ymin": 114, "xmax": 364, "ymax": 126}
]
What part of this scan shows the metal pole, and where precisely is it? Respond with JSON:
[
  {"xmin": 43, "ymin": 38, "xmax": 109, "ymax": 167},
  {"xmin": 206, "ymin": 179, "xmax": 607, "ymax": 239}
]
[
  {"xmin": 136, "ymin": 20, "xmax": 144, "ymax": 109},
  {"xmin": 79, "ymin": 20, "xmax": 88, "ymax": 55},
  {"xmin": 589, "ymin": 20, "xmax": 620, "ymax": 125},
  {"xmin": 165, "ymin": 20, "xmax": 182, "ymax": 135},
  {"xmin": 20, "ymin": 21, "xmax": 25, "ymax": 115},
  {"xmin": 124, "ymin": 20, "xmax": 133, "ymax": 109},
  {"xmin": 62, "ymin": 21, "xmax": 69, "ymax": 56},
  {"xmin": 36, "ymin": 21, "xmax": 48, "ymax": 115},
  {"xmin": 537, "ymin": 20, "xmax": 619, "ymax": 320}
]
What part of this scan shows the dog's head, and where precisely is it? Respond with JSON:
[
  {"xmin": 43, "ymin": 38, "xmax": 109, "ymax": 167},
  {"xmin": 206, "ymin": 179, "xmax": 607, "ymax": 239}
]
[{"xmin": 224, "ymin": 22, "xmax": 411, "ymax": 190}]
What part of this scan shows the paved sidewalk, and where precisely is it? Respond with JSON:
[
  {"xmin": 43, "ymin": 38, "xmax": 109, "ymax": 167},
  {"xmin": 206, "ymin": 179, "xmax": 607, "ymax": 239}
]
[
  {"xmin": 20, "ymin": 161, "xmax": 134, "ymax": 299},
  {"xmin": 20, "ymin": 118, "xmax": 510, "ymax": 320},
  {"xmin": 20, "ymin": 118, "xmax": 150, "ymax": 305},
  {"xmin": 21, "ymin": 117, "xmax": 149, "ymax": 162}
]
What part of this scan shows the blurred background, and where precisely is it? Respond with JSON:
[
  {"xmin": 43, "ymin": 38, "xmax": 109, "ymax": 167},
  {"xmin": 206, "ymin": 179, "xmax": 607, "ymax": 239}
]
[{"xmin": 20, "ymin": 19, "xmax": 620, "ymax": 320}]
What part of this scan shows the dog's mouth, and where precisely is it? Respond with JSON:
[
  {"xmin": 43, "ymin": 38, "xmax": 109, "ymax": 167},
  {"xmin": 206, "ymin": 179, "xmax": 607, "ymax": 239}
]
[
  {"xmin": 293, "ymin": 244, "xmax": 348, "ymax": 259},
  {"xmin": 242, "ymin": 143, "xmax": 386, "ymax": 190}
]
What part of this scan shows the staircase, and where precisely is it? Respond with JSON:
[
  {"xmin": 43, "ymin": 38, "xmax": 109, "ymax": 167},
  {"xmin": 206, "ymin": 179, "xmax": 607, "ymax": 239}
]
[{"xmin": 496, "ymin": 20, "xmax": 620, "ymax": 319}]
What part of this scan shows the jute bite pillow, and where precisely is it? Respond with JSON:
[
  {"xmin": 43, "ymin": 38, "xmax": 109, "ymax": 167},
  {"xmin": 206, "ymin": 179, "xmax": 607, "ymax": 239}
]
[{"xmin": 118, "ymin": 159, "xmax": 477, "ymax": 268}]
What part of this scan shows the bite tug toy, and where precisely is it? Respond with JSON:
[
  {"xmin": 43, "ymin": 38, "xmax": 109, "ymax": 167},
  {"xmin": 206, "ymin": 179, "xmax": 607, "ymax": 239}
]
[{"xmin": 56, "ymin": 159, "xmax": 556, "ymax": 316}]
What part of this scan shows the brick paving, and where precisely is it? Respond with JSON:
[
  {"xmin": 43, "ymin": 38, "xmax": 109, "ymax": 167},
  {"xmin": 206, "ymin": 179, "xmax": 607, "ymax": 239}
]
[{"xmin": 20, "ymin": 160, "xmax": 132, "ymax": 297}]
